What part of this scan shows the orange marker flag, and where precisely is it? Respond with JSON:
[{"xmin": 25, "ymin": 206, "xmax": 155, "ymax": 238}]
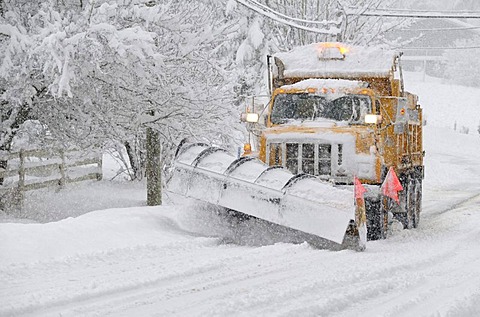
[
  {"xmin": 381, "ymin": 167, "xmax": 403, "ymax": 203},
  {"xmin": 354, "ymin": 176, "xmax": 367, "ymax": 199},
  {"xmin": 354, "ymin": 176, "xmax": 367, "ymax": 250}
]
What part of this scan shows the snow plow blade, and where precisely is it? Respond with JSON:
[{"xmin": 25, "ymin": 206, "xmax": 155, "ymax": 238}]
[{"xmin": 167, "ymin": 143, "xmax": 366, "ymax": 251}]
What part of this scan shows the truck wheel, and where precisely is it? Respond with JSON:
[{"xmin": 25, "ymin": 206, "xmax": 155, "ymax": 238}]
[
  {"xmin": 402, "ymin": 177, "xmax": 422, "ymax": 229},
  {"xmin": 406, "ymin": 179, "xmax": 416, "ymax": 229},
  {"xmin": 413, "ymin": 179, "xmax": 422, "ymax": 228},
  {"xmin": 365, "ymin": 198, "xmax": 386, "ymax": 240},
  {"xmin": 395, "ymin": 175, "xmax": 412, "ymax": 229}
]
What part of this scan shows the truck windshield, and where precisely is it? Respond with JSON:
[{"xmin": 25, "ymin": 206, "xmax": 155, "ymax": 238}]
[{"xmin": 271, "ymin": 93, "xmax": 372, "ymax": 124}]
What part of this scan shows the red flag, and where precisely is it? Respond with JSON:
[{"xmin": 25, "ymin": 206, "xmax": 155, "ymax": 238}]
[
  {"xmin": 354, "ymin": 176, "xmax": 367, "ymax": 247},
  {"xmin": 354, "ymin": 176, "xmax": 367, "ymax": 199},
  {"xmin": 381, "ymin": 167, "xmax": 403, "ymax": 203}
]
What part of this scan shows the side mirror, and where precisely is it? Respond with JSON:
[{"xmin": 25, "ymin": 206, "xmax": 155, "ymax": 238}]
[{"xmin": 394, "ymin": 98, "xmax": 408, "ymax": 134}]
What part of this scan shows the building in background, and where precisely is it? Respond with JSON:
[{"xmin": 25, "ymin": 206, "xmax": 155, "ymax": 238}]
[{"xmin": 386, "ymin": 18, "xmax": 480, "ymax": 78}]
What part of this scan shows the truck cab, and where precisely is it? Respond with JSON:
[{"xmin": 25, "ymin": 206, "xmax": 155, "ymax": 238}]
[
  {"xmin": 243, "ymin": 43, "xmax": 424, "ymax": 238},
  {"xmin": 258, "ymin": 79, "xmax": 383, "ymax": 185}
]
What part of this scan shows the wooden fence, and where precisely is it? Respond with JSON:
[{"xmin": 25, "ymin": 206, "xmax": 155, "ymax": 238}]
[{"xmin": 0, "ymin": 149, "xmax": 102, "ymax": 209}]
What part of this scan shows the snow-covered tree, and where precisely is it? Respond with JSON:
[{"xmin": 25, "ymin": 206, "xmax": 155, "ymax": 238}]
[{"xmin": 1, "ymin": 0, "xmax": 242, "ymax": 180}]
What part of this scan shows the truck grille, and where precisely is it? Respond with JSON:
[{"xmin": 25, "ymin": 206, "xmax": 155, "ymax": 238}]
[
  {"xmin": 272, "ymin": 142, "xmax": 332, "ymax": 177},
  {"xmin": 302, "ymin": 143, "xmax": 315, "ymax": 175},
  {"xmin": 318, "ymin": 144, "xmax": 332, "ymax": 175},
  {"xmin": 286, "ymin": 143, "xmax": 299, "ymax": 174}
]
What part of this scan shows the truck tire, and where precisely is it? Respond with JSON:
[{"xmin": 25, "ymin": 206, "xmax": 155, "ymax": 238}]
[
  {"xmin": 365, "ymin": 197, "xmax": 386, "ymax": 240},
  {"xmin": 406, "ymin": 179, "xmax": 416, "ymax": 229},
  {"xmin": 413, "ymin": 179, "xmax": 422, "ymax": 228},
  {"xmin": 397, "ymin": 175, "xmax": 421, "ymax": 229}
]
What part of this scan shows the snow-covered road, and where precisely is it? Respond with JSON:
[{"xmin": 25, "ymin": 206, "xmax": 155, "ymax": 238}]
[
  {"xmin": 2, "ymin": 73, "xmax": 480, "ymax": 316},
  {"xmin": 1, "ymin": 125, "xmax": 480, "ymax": 317}
]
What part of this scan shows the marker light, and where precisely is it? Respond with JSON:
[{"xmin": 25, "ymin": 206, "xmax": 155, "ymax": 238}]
[
  {"xmin": 338, "ymin": 46, "xmax": 349, "ymax": 55},
  {"xmin": 244, "ymin": 143, "xmax": 252, "ymax": 154},
  {"xmin": 365, "ymin": 114, "xmax": 382, "ymax": 124},
  {"xmin": 317, "ymin": 43, "xmax": 348, "ymax": 60}
]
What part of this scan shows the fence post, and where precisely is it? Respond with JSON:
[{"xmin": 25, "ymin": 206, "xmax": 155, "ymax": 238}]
[
  {"xmin": 18, "ymin": 150, "xmax": 25, "ymax": 189},
  {"xmin": 59, "ymin": 150, "xmax": 66, "ymax": 188},
  {"xmin": 13, "ymin": 149, "xmax": 26, "ymax": 209},
  {"xmin": 96, "ymin": 153, "xmax": 103, "ymax": 181}
]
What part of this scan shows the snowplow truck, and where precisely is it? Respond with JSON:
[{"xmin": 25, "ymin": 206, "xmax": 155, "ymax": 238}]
[{"xmin": 168, "ymin": 43, "xmax": 424, "ymax": 250}]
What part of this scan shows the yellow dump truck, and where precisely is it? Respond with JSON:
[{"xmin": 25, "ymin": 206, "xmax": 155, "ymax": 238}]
[
  {"xmin": 168, "ymin": 42, "xmax": 424, "ymax": 250},
  {"xmin": 243, "ymin": 42, "xmax": 424, "ymax": 239}
]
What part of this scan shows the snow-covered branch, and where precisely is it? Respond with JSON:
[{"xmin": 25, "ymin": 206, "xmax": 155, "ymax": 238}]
[{"xmin": 236, "ymin": 0, "xmax": 341, "ymax": 35}]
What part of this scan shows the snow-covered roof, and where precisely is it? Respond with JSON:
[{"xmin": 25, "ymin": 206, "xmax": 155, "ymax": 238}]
[
  {"xmin": 280, "ymin": 78, "xmax": 368, "ymax": 91},
  {"xmin": 274, "ymin": 43, "xmax": 398, "ymax": 79}
]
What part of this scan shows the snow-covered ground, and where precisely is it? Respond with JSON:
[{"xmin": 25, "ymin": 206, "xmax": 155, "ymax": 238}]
[
  {"xmin": 404, "ymin": 72, "xmax": 480, "ymax": 134},
  {"xmin": 1, "ymin": 74, "xmax": 480, "ymax": 316}
]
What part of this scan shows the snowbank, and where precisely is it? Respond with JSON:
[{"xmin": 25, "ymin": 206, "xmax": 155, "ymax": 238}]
[{"xmin": 0, "ymin": 206, "xmax": 197, "ymax": 266}]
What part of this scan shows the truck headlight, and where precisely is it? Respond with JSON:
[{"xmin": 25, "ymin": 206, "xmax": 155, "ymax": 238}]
[
  {"xmin": 241, "ymin": 113, "xmax": 260, "ymax": 123},
  {"xmin": 365, "ymin": 114, "xmax": 382, "ymax": 124}
]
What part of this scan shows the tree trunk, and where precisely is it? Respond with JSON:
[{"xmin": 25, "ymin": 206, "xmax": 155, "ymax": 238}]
[
  {"xmin": 0, "ymin": 102, "xmax": 35, "ymax": 184},
  {"xmin": 0, "ymin": 133, "xmax": 14, "ymax": 185},
  {"xmin": 124, "ymin": 141, "xmax": 143, "ymax": 180},
  {"xmin": 146, "ymin": 127, "xmax": 162, "ymax": 206},
  {"xmin": 0, "ymin": 159, "xmax": 6, "ymax": 185}
]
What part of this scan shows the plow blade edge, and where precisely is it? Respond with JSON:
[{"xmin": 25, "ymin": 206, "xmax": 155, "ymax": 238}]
[{"xmin": 167, "ymin": 143, "xmax": 366, "ymax": 250}]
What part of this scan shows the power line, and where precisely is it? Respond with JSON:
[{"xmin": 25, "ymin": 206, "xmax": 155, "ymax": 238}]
[
  {"xmin": 399, "ymin": 26, "xmax": 480, "ymax": 31},
  {"xmin": 349, "ymin": 11, "xmax": 480, "ymax": 19},
  {"xmin": 235, "ymin": 0, "xmax": 340, "ymax": 35},
  {"xmin": 236, "ymin": 1, "xmax": 480, "ymax": 38},
  {"xmin": 246, "ymin": 0, "xmax": 340, "ymax": 26},
  {"xmin": 401, "ymin": 46, "xmax": 480, "ymax": 50},
  {"xmin": 372, "ymin": 8, "xmax": 480, "ymax": 14}
]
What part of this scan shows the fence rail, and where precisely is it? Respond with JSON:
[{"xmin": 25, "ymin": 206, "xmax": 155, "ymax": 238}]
[{"xmin": 0, "ymin": 148, "xmax": 102, "ymax": 209}]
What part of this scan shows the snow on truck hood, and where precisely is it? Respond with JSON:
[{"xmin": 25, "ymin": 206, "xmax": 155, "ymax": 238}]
[
  {"xmin": 274, "ymin": 43, "xmax": 398, "ymax": 78},
  {"xmin": 269, "ymin": 119, "xmax": 350, "ymax": 128},
  {"xmin": 265, "ymin": 128, "xmax": 356, "ymax": 143},
  {"xmin": 265, "ymin": 122, "xmax": 364, "ymax": 136}
]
